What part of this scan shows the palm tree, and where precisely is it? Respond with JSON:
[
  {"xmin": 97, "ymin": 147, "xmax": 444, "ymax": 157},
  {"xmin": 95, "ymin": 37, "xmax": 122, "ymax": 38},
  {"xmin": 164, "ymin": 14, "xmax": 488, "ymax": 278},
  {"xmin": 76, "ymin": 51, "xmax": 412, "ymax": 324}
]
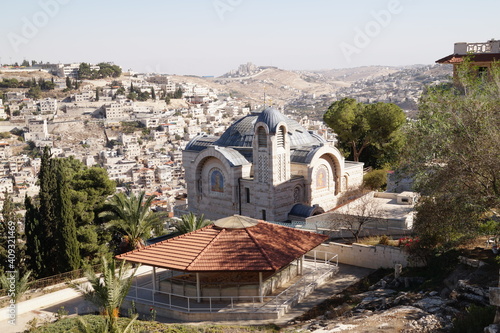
[
  {"xmin": 72, "ymin": 256, "xmax": 138, "ymax": 333},
  {"xmin": 100, "ymin": 191, "xmax": 163, "ymax": 251},
  {"xmin": 0, "ymin": 270, "xmax": 32, "ymax": 302},
  {"xmin": 175, "ymin": 212, "xmax": 212, "ymax": 235}
]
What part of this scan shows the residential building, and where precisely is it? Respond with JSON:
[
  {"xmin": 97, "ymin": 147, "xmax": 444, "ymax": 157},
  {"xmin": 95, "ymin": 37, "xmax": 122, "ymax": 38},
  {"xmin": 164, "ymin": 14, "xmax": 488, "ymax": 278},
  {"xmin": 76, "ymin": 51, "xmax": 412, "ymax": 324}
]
[
  {"xmin": 105, "ymin": 103, "xmax": 125, "ymax": 119},
  {"xmin": 39, "ymin": 98, "xmax": 58, "ymax": 114},
  {"xmin": 436, "ymin": 39, "xmax": 500, "ymax": 78}
]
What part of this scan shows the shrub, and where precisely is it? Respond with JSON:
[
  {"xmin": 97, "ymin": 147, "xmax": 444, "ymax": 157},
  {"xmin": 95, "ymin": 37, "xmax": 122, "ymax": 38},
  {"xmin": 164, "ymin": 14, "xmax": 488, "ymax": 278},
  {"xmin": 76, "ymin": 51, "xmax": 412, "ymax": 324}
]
[
  {"xmin": 378, "ymin": 235, "xmax": 390, "ymax": 245},
  {"xmin": 363, "ymin": 169, "xmax": 388, "ymax": 190},
  {"xmin": 451, "ymin": 305, "xmax": 495, "ymax": 333}
]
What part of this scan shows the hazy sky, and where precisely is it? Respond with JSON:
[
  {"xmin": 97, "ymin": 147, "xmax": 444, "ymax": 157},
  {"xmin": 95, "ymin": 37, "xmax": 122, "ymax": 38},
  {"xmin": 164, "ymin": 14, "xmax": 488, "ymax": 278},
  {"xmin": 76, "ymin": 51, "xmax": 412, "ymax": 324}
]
[{"xmin": 1, "ymin": 0, "xmax": 498, "ymax": 76}]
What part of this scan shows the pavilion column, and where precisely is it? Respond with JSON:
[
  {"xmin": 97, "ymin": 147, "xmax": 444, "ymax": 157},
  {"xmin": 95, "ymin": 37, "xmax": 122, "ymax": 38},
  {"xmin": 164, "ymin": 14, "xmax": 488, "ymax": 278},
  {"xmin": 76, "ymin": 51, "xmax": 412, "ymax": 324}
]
[
  {"xmin": 259, "ymin": 272, "xmax": 263, "ymax": 302},
  {"xmin": 300, "ymin": 255, "xmax": 304, "ymax": 275},
  {"xmin": 152, "ymin": 267, "xmax": 157, "ymax": 292},
  {"xmin": 196, "ymin": 273, "xmax": 201, "ymax": 303}
]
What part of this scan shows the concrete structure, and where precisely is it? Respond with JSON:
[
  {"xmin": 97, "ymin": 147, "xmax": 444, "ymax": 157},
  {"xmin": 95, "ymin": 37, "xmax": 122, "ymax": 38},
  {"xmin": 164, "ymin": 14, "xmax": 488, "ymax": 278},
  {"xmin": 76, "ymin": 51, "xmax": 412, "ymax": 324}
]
[
  {"xmin": 25, "ymin": 118, "xmax": 49, "ymax": 141},
  {"xmin": 313, "ymin": 242, "xmax": 421, "ymax": 269},
  {"xmin": 183, "ymin": 107, "xmax": 364, "ymax": 221},
  {"xmin": 291, "ymin": 191, "xmax": 416, "ymax": 238}
]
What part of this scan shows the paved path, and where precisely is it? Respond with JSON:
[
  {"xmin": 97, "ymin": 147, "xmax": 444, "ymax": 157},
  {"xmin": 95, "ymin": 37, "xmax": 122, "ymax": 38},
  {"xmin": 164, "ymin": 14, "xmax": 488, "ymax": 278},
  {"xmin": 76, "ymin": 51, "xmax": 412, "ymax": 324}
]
[{"xmin": 0, "ymin": 264, "xmax": 373, "ymax": 332}]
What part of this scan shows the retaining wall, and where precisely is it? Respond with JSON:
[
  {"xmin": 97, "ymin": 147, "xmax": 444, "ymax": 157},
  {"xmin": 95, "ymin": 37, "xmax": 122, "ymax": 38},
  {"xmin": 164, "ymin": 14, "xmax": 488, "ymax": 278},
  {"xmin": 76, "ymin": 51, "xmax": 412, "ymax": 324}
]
[{"xmin": 311, "ymin": 242, "xmax": 420, "ymax": 269}]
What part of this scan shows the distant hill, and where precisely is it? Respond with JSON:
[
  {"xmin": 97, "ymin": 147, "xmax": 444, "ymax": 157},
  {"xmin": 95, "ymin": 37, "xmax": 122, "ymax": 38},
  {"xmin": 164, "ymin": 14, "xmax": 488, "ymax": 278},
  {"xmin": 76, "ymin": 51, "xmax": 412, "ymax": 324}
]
[{"xmin": 145, "ymin": 64, "xmax": 453, "ymax": 120}]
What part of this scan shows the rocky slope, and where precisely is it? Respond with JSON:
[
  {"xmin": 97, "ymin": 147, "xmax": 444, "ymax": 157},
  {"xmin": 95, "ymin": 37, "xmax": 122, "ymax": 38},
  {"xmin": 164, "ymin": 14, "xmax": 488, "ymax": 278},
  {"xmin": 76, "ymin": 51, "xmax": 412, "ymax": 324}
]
[{"xmin": 287, "ymin": 251, "xmax": 498, "ymax": 333}]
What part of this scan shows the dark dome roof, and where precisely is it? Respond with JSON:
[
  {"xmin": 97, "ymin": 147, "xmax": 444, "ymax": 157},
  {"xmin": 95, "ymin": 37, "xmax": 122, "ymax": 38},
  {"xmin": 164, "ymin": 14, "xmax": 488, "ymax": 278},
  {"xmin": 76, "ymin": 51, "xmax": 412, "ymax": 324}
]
[
  {"xmin": 256, "ymin": 107, "xmax": 288, "ymax": 134},
  {"xmin": 214, "ymin": 107, "xmax": 325, "ymax": 149}
]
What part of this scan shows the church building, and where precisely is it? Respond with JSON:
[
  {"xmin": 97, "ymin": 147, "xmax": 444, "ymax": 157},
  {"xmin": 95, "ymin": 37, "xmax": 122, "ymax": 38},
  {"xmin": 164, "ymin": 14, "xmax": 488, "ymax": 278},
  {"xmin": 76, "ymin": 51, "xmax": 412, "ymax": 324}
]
[{"xmin": 182, "ymin": 107, "xmax": 364, "ymax": 222}]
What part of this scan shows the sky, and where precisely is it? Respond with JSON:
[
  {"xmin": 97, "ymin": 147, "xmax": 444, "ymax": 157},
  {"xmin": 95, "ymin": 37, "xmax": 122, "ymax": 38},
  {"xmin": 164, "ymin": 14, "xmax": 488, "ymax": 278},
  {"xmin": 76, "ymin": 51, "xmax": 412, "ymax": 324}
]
[{"xmin": 1, "ymin": 0, "xmax": 499, "ymax": 76}]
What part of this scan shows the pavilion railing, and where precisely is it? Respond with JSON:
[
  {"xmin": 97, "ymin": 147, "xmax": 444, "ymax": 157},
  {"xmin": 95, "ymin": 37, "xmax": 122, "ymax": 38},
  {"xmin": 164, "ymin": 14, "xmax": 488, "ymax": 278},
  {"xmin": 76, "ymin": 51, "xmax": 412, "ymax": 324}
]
[{"xmin": 125, "ymin": 251, "xmax": 338, "ymax": 314}]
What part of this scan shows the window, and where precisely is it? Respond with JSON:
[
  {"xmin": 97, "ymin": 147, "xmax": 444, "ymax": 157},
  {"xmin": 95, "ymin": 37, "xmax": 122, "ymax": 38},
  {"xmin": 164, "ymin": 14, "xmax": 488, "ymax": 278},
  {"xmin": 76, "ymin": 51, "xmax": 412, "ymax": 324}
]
[
  {"xmin": 261, "ymin": 209, "xmax": 266, "ymax": 221},
  {"xmin": 257, "ymin": 126, "xmax": 267, "ymax": 148},
  {"xmin": 277, "ymin": 126, "xmax": 285, "ymax": 148},
  {"xmin": 245, "ymin": 187, "xmax": 250, "ymax": 203}
]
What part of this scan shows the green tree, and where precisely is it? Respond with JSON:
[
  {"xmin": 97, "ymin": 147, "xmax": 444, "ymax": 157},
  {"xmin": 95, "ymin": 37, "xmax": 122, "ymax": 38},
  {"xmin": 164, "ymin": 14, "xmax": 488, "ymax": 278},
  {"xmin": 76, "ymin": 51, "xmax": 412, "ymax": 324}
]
[
  {"xmin": 78, "ymin": 63, "xmax": 93, "ymax": 79},
  {"xmin": 173, "ymin": 87, "xmax": 183, "ymax": 99},
  {"xmin": 403, "ymin": 60, "xmax": 500, "ymax": 250},
  {"xmin": 323, "ymin": 98, "xmax": 406, "ymax": 167},
  {"xmin": 21, "ymin": 60, "xmax": 30, "ymax": 67},
  {"xmin": 0, "ymin": 192, "xmax": 27, "ymax": 275},
  {"xmin": 26, "ymin": 86, "xmax": 41, "ymax": 99},
  {"xmin": 55, "ymin": 162, "xmax": 80, "ymax": 271},
  {"xmin": 24, "ymin": 195, "xmax": 43, "ymax": 276},
  {"xmin": 72, "ymin": 257, "xmax": 138, "ymax": 333},
  {"xmin": 175, "ymin": 212, "xmax": 211, "ymax": 235},
  {"xmin": 100, "ymin": 192, "xmax": 163, "ymax": 252},
  {"xmin": 66, "ymin": 76, "xmax": 72, "ymax": 90},
  {"xmin": 36, "ymin": 147, "xmax": 59, "ymax": 276},
  {"xmin": 25, "ymin": 151, "xmax": 115, "ymax": 276},
  {"xmin": 126, "ymin": 91, "xmax": 137, "ymax": 101},
  {"xmin": 151, "ymin": 87, "xmax": 156, "ymax": 100},
  {"xmin": 63, "ymin": 159, "xmax": 116, "ymax": 264}
]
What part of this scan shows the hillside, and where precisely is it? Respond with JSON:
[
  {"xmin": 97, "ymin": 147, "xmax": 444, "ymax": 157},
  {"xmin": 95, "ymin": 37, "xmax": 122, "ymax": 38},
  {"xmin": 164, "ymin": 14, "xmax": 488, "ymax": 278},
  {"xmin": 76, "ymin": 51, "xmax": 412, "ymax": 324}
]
[{"xmin": 166, "ymin": 64, "xmax": 452, "ymax": 121}]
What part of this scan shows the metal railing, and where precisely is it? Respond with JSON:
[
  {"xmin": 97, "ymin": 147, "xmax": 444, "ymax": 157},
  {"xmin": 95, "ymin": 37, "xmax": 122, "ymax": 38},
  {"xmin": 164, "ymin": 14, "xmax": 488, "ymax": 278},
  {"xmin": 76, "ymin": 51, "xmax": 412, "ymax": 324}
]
[
  {"xmin": 0, "ymin": 264, "xmax": 101, "ymax": 297},
  {"xmin": 125, "ymin": 251, "xmax": 338, "ymax": 314}
]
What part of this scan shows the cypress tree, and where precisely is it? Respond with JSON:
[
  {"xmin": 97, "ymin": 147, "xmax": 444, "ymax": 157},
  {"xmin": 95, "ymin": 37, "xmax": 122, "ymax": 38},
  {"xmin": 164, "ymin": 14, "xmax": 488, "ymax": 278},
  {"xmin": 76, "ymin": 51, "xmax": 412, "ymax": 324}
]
[
  {"xmin": 55, "ymin": 161, "xmax": 80, "ymax": 272},
  {"xmin": 24, "ymin": 196, "xmax": 43, "ymax": 277},
  {"xmin": 151, "ymin": 87, "xmax": 156, "ymax": 100},
  {"xmin": 38, "ymin": 147, "xmax": 59, "ymax": 276},
  {"xmin": 66, "ymin": 76, "xmax": 72, "ymax": 89},
  {"xmin": 1, "ymin": 192, "xmax": 27, "ymax": 275}
]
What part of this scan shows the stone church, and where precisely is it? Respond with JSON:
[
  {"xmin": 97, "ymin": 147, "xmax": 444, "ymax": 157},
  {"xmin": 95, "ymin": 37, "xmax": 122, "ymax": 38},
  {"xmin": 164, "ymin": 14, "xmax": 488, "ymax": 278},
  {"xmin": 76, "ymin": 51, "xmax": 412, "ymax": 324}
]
[{"xmin": 182, "ymin": 107, "xmax": 364, "ymax": 222}]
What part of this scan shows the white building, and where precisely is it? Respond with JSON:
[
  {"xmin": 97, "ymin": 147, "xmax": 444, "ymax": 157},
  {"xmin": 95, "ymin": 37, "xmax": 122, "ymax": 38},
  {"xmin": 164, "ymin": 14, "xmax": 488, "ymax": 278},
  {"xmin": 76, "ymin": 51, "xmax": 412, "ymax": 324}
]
[
  {"xmin": 39, "ymin": 98, "xmax": 58, "ymax": 114},
  {"xmin": 105, "ymin": 103, "xmax": 125, "ymax": 119}
]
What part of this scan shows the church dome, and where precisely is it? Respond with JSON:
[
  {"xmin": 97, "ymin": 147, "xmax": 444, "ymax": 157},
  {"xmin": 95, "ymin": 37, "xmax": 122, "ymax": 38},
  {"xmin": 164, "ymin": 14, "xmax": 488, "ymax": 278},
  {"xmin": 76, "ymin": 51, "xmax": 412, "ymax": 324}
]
[
  {"xmin": 255, "ymin": 107, "xmax": 288, "ymax": 134},
  {"xmin": 214, "ymin": 107, "xmax": 325, "ymax": 149}
]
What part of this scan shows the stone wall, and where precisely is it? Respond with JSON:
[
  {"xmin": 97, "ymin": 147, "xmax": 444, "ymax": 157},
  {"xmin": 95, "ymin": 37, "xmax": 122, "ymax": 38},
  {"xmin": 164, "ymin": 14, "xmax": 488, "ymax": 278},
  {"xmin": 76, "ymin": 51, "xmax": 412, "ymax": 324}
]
[{"xmin": 310, "ymin": 242, "xmax": 421, "ymax": 269}]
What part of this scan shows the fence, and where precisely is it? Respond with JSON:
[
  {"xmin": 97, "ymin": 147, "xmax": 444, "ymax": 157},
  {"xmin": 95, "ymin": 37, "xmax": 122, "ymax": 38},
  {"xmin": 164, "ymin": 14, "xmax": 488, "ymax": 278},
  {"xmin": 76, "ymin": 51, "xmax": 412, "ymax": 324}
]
[
  {"xmin": 125, "ymin": 251, "xmax": 338, "ymax": 314},
  {"xmin": 0, "ymin": 264, "xmax": 101, "ymax": 297}
]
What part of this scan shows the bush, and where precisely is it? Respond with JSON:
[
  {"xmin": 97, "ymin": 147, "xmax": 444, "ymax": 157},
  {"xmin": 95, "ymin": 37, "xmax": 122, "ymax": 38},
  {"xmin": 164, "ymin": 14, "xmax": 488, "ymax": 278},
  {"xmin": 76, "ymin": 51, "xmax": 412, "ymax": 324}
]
[
  {"xmin": 451, "ymin": 305, "xmax": 495, "ymax": 333},
  {"xmin": 363, "ymin": 169, "xmax": 388, "ymax": 190},
  {"xmin": 378, "ymin": 235, "xmax": 390, "ymax": 245}
]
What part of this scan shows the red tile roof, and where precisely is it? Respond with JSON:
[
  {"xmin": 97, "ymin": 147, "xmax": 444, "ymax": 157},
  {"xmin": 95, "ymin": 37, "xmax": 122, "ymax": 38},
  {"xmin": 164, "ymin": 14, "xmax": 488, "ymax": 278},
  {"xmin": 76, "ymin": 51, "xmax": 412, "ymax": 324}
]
[
  {"xmin": 436, "ymin": 53, "xmax": 500, "ymax": 64},
  {"xmin": 116, "ymin": 216, "xmax": 327, "ymax": 272}
]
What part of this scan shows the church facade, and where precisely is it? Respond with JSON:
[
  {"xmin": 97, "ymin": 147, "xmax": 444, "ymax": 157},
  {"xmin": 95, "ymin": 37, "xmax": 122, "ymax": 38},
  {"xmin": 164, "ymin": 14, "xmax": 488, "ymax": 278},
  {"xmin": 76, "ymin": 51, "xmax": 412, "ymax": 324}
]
[{"xmin": 182, "ymin": 107, "xmax": 364, "ymax": 222}]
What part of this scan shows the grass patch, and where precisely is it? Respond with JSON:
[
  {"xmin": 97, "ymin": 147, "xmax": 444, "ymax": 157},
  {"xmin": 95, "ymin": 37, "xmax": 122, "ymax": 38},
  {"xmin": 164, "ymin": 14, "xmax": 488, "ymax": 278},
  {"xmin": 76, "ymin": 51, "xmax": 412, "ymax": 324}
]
[
  {"xmin": 27, "ymin": 315, "xmax": 281, "ymax": 333},
  {"xmin": 357, "ymin": 235, "xmax": 399, "ymax": 247}
]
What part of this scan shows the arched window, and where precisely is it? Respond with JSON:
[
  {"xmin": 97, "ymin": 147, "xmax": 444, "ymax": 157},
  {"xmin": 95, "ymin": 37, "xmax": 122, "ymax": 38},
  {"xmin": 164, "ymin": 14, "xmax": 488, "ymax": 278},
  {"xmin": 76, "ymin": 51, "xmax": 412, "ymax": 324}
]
[
  {"xmin": 277, "ymin": 126, "xmax": 285, "ymax": 148},
  {"xmin": 257, "ymin": 126, "xmax": 267, "ymax": 148},
  {"xmin": 293, "ymin": 186, "xmax": 302, "ymax": 203}
]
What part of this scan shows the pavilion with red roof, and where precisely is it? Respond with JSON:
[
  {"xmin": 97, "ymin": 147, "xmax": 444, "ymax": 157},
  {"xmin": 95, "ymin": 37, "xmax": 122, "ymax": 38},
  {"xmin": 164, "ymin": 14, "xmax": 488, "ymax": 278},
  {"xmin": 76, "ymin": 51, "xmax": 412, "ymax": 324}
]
[{"xmin": 116, "ymin": 215, "xmax": 337, "ymax": 320}]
